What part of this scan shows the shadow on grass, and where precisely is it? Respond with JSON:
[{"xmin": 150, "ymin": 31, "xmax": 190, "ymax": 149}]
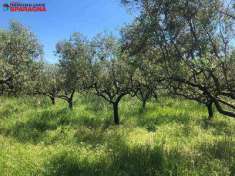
[
  {"xmin": 199, "ymin": 118, "xmax": 234, "ymax": 135},
  {"xmin": 43, "ymin": 144, "xmax": 166, "ymax": 176},
  {"xmin": 74, "ymin": 125, "xmax": 127, "ymax": 147},
  {"xmin": 43, "ymin": 139, "xmax": 234, "ymax": 176},
  {"xmin": 196, "ymin": 137, "xmax": 235, "ymax": 161},
  {"xmin": 195, "ymin": 137, "xmax": 235, "ymax": 175},
  {"xmin": 78, "ymin": 94, "xmax": 108, "ymax": 113},
  {"xmin": 5, "ymin": 109, "xmax": 69, "ymax": 143},
  {"xmin": 0, "ymin": 104, "xmax": 19, "ymax": 118},
  {"xmin": 132, "ymin": 112, "xmax": 192, "ymax": 132},
  {"xmin": 1, "ymin": 107, "xmax": 114, "ymax": 144},
  {"xmin": 0, "ymin": 108, "xmax": 73, "ymax": 143}
]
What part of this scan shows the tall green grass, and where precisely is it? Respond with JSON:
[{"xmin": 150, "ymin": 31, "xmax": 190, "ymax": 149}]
[{"xmin": 0, "ymin": 95, "xmax": 234, "ymax": 176}]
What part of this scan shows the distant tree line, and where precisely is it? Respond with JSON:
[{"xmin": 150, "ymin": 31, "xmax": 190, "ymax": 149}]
[{"xmin": 0, "ymin": 0, "xmax": 235, "ymax": 125}]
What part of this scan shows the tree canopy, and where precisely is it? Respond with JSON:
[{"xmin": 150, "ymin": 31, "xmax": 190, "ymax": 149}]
[
  {"xmin": 0, "ymin": 21, "xmax": 43, "ymax": 95},
  {"xmin": 121, "ymin": 0, "xmax": 235, "ymax": 119}
]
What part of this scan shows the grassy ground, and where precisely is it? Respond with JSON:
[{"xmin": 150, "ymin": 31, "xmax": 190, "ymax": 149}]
[{"xmin": 0, "ymin": 94, "xmax": 234, "ymax": 176}]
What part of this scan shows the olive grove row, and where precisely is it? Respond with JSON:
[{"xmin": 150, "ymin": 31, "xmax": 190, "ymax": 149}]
[{"xmin": 0, "ymin": 0, "xmax": 235, "ymax": 124}]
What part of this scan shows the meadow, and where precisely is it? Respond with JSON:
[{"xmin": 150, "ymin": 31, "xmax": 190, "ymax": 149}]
[{"xmin": 0, "ymin": 95, "xmax": 234, "ymax": 176}]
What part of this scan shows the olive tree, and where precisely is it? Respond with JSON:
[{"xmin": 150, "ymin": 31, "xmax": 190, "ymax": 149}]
[
  {"xmin": 56, "ymin": 33, "xmax": 92, "ymax": 109},
  {"xmin": 131, "ymin": 51, "xmax": 162, "ymax": 110},
  {"xmin": 35, "ymin": 64, "xmax": 61, "ymax": 105},
  {"xmin": 91, "ymin": 34, "xmax": 135, "ymax": 125},
  {"xmin": 0, "ymin": 21, "xmax": 43, "ymax": 96},
  {"xmin": 121, "ymin": 0, "xmax": 235, "ymax": 119}
]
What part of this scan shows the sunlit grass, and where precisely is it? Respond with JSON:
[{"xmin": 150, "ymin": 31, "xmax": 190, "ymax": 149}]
[{"xmin": 0, "ymin": 94, "xmax": 234, "ymax": 176}]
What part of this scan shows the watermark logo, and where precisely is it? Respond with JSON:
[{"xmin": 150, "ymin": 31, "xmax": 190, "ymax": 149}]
[
  {"xmin": 3, "ymin": 1, "xmax": 47, "ymax": 12},
  {"xmin": 3, "ymin": 3, "xmax": 10, "ymax": 11}
]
